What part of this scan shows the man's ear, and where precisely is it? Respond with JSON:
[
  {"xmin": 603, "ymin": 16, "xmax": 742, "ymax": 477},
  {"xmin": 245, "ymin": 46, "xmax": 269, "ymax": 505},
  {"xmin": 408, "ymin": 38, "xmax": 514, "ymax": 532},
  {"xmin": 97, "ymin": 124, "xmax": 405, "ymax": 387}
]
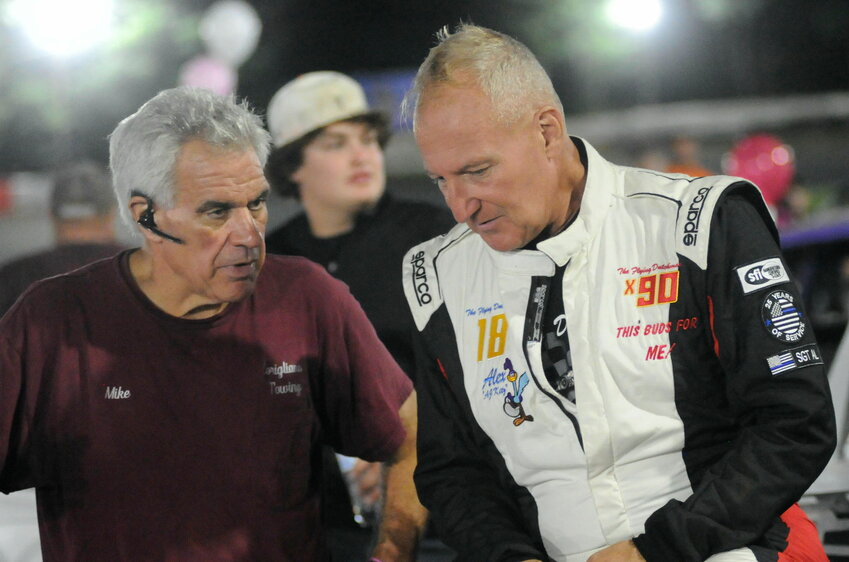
[
  {"xmin": 538, "ymin": 106, "xmax": 565, "ymax": 157},
  {"xmin": 129, "ymin": 194, "xmax": 148, "ymax": 223},
  {"xmin": 129, "ymin": 194, "xmax": 161, "ymax": 244}
]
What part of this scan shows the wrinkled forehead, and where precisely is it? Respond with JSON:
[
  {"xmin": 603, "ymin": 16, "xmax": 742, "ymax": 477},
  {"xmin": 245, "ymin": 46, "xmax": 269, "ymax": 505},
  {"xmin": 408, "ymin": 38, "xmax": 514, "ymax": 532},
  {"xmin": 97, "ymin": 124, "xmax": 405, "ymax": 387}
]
[
  {"xmin": 416, "ymin": 84, "xmax": 497, "ymax": 133},
  {"xmin": 416, "ymin": 77, "xmax": 482, "ymax": 119},
  {"xmin": 415, "ymin": 101, "xmax": 510, "ymax": 179},
  {"xmin": 174, "ymin": 141, "xmax": 266, "ymax": 197}
]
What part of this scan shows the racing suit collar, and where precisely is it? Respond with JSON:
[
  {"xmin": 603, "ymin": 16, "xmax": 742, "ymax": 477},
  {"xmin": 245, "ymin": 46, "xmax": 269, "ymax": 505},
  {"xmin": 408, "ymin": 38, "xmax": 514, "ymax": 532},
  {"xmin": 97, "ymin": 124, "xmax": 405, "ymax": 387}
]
[{"xmin": 535, "ymin": 137, "xmax": 620, "ymax": 266}]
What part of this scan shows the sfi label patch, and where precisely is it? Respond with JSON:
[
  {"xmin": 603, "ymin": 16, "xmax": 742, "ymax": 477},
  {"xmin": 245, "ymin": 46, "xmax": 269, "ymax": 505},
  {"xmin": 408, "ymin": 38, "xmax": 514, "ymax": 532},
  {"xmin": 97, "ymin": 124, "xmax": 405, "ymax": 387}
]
[
  {"xmin": 736, "ymin": 257, "xmax": 790, "ymax": 294},
  {"xmin": 761, "ymin": 289, "xmax": 806, "ymax": 343},
  {"xmin": 766, "ymin": 343, "xmax": 823, "ymax": 376}
]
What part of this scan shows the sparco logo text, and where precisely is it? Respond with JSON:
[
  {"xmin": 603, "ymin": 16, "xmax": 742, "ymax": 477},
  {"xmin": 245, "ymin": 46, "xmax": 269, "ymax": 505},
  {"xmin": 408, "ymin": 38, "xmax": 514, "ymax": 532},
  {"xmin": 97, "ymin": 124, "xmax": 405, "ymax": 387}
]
[
  {"xmin": 682, "ymin": 186, "xmax": 712, "ymax": 247},
  {"xmin": 410, "ymin": 251, "xmax": 432, "ymax": 305}
]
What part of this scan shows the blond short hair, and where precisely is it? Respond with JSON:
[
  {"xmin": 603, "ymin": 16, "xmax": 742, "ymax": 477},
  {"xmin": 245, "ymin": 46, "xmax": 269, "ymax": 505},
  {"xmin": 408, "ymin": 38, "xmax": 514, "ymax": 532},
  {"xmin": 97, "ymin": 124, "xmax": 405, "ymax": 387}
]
[{"xmin": 403, "ymin": 24, "xmax": 564, "ymax": 129}]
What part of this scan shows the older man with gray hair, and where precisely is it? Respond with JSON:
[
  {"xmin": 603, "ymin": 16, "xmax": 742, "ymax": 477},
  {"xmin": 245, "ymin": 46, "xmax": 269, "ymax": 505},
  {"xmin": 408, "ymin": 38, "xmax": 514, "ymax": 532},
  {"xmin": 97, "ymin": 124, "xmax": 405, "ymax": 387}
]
[
  {"xmin": 0, "ymin": 86, "xmax": 423, "ymax": 561},
  {"xmin": 401, "ymin": 24, "xmax": 834, "ymax": 562}
]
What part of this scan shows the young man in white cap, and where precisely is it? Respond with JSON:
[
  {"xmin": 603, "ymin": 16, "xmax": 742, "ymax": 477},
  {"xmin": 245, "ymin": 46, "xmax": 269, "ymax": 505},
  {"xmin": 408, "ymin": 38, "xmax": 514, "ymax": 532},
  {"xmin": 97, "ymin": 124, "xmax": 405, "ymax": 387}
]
[
  {"xmin": 264, "ymin": 71, "xmax": 454, "ymax": 560},
  {"xmin": 265, "ymin": 71, "xmax": 454, "ymax": 375}
]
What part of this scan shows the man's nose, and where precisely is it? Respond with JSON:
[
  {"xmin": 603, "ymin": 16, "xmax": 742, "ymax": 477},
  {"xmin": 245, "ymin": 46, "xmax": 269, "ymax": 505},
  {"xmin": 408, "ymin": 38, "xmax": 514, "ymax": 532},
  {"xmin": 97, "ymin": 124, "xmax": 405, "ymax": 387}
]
[
  {"xmin": 230, "ymin": 209, "xmax": 263, "ymax": 247},
  {"xmin": 442, "ymin": 179, "xmax": 478, "ymax": 224}
]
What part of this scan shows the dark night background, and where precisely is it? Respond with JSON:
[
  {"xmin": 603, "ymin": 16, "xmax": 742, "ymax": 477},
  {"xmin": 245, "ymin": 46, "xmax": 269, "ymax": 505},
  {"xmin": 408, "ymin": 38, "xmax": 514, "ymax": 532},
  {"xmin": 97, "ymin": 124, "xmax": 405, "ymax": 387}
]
[
  {"xmin": 1, "ymin": 0, "xmax": 848, "ymax": 172},
  {"xmin": 0, "ymin": 3, "xmax": 848, "ymax": 560}
]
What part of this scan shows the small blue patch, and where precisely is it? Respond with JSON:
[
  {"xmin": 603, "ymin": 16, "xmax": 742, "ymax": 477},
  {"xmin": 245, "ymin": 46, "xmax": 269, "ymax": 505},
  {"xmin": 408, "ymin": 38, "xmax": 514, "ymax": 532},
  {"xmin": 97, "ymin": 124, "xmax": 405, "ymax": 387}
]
[{"xmin": 765, "ymin": 343, "xmax": 823, "ymax": 376}]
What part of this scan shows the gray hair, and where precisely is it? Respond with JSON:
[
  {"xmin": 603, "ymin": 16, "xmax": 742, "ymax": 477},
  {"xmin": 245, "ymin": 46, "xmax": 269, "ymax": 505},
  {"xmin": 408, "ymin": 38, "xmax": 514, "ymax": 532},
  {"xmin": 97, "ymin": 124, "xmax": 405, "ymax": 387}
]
[
  {"xmin": 108, "ymin": 86, "xmax": 271, "ymax": 231},
  {"xmin": 402, "ymin": 24, "xmax": 564, "ymax": 129}
]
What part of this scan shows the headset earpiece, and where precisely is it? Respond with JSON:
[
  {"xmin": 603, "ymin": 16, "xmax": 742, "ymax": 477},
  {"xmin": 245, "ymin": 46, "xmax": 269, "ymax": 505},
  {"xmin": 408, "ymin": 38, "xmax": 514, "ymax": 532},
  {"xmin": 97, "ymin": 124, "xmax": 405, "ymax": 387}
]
[{"xmin": 132, "ymin": 191, "xmax": 185, "ymax": 245}]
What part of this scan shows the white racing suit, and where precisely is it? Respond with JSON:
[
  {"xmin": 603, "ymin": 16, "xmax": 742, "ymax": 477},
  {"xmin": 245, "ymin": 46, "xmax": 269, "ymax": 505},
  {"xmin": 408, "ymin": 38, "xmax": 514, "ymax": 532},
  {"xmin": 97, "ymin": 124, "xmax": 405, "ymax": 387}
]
[{"xmin": 403, "ymin": 138, "xmax": 835, "ymax": 562}]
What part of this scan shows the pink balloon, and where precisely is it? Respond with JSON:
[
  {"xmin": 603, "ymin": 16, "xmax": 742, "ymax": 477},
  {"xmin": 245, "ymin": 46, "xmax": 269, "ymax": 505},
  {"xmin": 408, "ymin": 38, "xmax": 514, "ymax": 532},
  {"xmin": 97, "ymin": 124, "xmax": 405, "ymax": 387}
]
[
  {"xmin": 723, "ymin": 134, "xmax": 795, "ymax": 205},
  {"xmin": 178, "ymin": 56, "xmax": 237, "ymax": 96}
]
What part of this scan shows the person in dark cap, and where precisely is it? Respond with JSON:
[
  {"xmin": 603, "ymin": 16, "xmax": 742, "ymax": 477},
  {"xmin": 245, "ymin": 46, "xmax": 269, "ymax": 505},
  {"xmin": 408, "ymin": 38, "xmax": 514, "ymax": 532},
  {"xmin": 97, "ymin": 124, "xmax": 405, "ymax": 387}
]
[{"xmin": 0, "ymin": 160, "xmax": 125, "ymax": 316}]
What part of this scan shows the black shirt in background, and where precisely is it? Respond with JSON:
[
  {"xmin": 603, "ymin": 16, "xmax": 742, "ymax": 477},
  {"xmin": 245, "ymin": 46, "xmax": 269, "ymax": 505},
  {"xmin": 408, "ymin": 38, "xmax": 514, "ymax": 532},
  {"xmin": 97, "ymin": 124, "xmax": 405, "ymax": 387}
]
[{"xmin": 266, "ymin": 193, "xmax": 455, "ymax": 378}]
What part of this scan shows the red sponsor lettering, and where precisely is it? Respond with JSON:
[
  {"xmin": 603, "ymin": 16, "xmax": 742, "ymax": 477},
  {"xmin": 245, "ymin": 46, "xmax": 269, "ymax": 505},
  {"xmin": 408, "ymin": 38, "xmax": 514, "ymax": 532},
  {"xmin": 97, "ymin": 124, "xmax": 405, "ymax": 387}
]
[
  {"xmin": 626, "ymin": 271, "xmax": 680, "ymax": 307},
  {"xmin": 675, "ymin": 317, "xmax": 699, "ymax": 331},
  {"xmin": 645, "ymin": 343, "xmax": 677, "ymax": 360}
]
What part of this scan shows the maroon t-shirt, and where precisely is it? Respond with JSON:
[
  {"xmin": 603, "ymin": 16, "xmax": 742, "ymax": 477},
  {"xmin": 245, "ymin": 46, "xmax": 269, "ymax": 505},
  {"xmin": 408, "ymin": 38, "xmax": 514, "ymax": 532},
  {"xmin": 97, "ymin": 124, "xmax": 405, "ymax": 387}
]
[{"xmin": 0, "ymin": 252, "xmax": 412, "ymax": 561}]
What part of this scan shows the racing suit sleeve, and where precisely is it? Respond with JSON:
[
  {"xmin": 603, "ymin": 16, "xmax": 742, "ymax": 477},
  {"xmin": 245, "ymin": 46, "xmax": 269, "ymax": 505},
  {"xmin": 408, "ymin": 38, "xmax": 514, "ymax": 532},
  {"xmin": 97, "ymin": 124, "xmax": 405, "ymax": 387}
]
[
  {"xmin": 632, "ymin": 190, "xmax": 836, "ymax": 560},
  {"xmin": 411, "ymin": 313, "xmax": 550, "ymax": 562}
]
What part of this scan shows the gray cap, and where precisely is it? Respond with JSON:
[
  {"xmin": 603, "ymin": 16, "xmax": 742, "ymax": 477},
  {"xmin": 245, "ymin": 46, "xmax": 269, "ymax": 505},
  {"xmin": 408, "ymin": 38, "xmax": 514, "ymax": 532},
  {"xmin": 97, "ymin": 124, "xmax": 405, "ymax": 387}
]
[
  {"xmin": 51, "ymin": 160, "xmax": 114, "ymax": 220},
  {"xmin": 267, "ymin": 71, "xmax": 380, "ymax": 147}
]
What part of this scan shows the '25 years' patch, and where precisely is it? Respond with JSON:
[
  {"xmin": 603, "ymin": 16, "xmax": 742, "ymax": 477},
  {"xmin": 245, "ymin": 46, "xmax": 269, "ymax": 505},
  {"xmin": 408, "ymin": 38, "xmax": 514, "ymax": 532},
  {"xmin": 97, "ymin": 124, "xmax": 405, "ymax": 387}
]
[{"xmin": 761, "ymin": 289, "xmax": 806, "ymax": 343}]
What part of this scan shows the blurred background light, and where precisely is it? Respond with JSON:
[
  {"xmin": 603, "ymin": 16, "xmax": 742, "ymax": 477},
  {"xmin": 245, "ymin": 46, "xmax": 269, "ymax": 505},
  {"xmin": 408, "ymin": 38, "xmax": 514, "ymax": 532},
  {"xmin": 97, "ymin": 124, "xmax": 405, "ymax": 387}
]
[
  {"xmin": 6, "ymin": 0, "xmax": 114, "ymax": 57},
  {"xmin": 605, "ymin": 0, "xmax": 662, "ymax": 32}
]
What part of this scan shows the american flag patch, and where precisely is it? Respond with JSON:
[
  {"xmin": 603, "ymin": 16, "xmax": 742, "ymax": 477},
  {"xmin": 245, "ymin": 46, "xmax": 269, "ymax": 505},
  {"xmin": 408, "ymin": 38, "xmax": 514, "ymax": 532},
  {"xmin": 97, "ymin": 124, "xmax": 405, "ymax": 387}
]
[
  {"xmin": 765, "ymin": 343, "xmax": 823, "ymax": 376},
  {"xmin": 767, "ymin": 352, "xmax": 796, "ymax": 375}
]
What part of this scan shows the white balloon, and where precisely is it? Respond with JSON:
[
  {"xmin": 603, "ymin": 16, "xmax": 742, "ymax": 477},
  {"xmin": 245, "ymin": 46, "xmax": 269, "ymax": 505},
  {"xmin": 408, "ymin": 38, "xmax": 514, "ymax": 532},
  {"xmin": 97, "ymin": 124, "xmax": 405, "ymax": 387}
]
[{"xmin": 199, "ymin": 0, "xmax": 262, "ymax": 68}]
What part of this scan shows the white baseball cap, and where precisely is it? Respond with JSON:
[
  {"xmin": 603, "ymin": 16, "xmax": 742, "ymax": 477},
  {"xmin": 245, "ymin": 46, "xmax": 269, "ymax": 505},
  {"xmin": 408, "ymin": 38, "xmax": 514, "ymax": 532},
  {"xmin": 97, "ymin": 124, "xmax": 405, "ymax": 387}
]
[{"xmin": 267, "ymin": 71, "xmax": 380, "ymax": 148}]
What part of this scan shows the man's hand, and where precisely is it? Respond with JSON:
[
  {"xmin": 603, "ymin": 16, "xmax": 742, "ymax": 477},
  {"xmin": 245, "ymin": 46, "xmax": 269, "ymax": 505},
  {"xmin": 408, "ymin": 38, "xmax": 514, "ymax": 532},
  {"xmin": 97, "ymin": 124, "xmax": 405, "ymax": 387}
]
[
  {"xmin": 370, "ymin": 392, "xmax": 429, "ymax": 561},
  {"xmin": 587, "ymin": 540, "xmax": 645, "ymax": 562},
  {"xmin": 349, "ymin": 459, "xmax": 382, "ymax": 508}
]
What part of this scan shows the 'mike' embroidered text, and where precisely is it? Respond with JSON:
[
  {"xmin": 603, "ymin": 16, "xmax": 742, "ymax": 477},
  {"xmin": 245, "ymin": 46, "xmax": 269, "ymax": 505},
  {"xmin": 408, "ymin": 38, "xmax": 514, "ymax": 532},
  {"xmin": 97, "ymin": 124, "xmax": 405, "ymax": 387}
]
[{"xmin": 105, "ymin": 386, "xmax": 131, "ymax": 399}]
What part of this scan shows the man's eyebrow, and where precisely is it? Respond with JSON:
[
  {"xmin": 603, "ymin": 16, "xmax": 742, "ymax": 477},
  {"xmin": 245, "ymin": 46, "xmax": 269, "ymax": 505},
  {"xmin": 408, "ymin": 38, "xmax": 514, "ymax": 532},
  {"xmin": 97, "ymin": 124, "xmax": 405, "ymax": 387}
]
[
  {"xmin": 251, "ymin": 189, "xmax": 270, "ymax": 202},
  {"xmin": 316, "ymin": 130, "xmax": 345, "ymax": 140},
  {"xmin": 196, "ymin": 189, "xmax": 269, "ymax": 213},
  {"xmin": 425, "ymin": 160, "xmax": 491, "ymax": 179},
  {"xmin": 456, "ymin": 160, "xmax": 490, "ymax": 173},
  {"xmin": 196, "ymin": 200, "xmax": 232, "ymax": 213}
]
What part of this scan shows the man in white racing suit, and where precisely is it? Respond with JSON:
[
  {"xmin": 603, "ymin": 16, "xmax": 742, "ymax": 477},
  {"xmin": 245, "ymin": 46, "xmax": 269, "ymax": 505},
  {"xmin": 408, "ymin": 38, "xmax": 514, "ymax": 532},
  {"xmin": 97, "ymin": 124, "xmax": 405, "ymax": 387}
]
[{"xmin": 400, "ymin": 24, "xmax": 835, "ymax": 562}]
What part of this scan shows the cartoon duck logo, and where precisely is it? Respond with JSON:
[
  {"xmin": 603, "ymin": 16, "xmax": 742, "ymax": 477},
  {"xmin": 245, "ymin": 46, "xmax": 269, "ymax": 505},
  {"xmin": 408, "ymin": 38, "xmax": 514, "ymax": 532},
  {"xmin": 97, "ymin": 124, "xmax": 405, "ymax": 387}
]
[{"xmin": 503, "ymin": 357, "xmax": 534, "ymax": 426}]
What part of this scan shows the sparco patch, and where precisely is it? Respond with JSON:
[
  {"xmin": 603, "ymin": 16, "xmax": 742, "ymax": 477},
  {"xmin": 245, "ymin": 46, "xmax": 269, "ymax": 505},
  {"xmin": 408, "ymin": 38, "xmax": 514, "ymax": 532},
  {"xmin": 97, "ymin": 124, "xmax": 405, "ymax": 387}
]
[
  {"xmin": 761, "ymin": 289, "xmax": 806, "ymax": 343},
  {"xmin": 409, "ymin": 250, "xmax": 432, "ymax": 306},
  {"xmin": 735, "ymin": 257, "xmax": 790, "ymax": 294},
  {"xmin": 766, "ymin": 343, "xmax": 823, "ymax": 376},
  {"xmin": 682, "ymin": 186, "xmax": 712, "ymax": 246}
]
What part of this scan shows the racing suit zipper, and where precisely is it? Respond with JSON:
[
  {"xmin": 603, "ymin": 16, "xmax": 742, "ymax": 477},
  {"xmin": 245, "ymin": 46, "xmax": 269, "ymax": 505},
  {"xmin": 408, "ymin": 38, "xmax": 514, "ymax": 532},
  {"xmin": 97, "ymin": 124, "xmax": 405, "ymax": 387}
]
[{"xmin": 522, "ymin": 272, "xmax": 583, "ymax": 449}]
